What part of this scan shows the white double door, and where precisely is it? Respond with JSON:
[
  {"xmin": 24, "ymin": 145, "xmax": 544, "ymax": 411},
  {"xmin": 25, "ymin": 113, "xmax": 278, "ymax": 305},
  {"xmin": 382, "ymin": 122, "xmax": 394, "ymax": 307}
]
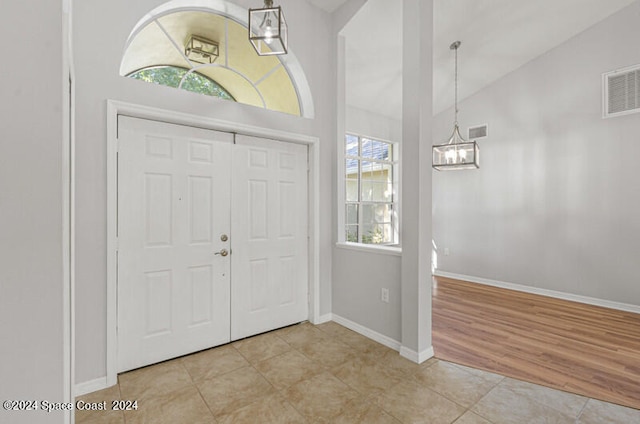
[{"xmin": 117, "ymin": 117, "xmax": 308, "ymax": 372}]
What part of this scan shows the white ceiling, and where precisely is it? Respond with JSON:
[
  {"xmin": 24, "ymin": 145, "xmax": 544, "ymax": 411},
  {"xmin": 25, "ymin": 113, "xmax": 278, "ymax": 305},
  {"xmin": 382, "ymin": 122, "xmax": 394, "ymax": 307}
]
[
  {"xmin": 342, "ymin": 0, "xmax": 638, "ymax": 120},
  {"xmin": 306, "ymin": 0, "xmax": 350, "ymax": 13}
]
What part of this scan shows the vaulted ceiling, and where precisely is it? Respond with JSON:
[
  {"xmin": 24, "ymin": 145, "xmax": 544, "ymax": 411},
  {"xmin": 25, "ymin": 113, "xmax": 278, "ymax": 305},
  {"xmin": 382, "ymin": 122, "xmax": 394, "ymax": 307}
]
[{"xmin": 340, "ymin": 0, "xmax": 638, "ymax": 120}]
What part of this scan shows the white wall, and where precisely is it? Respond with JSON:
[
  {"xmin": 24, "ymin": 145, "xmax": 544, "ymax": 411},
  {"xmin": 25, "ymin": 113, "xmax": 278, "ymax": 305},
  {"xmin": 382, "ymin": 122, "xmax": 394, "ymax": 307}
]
[
  {"xmin": 433, "ymin": 1, "xmax": 640, "ymax": 306},
  {"xmin": 346, "ymin": 106, "xmax": 403, "ymax": 142},
  {"xmin": 0, "ymin": 2, "xmax": 68, "ymax": 423},
  {"xmin": 73, "ymin": 0, "xmax": 335, "ymax": 385}
]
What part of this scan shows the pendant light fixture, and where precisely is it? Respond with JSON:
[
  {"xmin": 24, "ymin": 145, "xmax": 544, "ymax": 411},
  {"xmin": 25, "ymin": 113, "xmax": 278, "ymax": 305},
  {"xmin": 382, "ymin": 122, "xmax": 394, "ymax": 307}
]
[
  {"xmin": 249, "ymin": 0, "xmax": 288, "ymax": 56},
  {"xmin": 433, "ymin": 41, "xmax": 479, "ymax": 171}
]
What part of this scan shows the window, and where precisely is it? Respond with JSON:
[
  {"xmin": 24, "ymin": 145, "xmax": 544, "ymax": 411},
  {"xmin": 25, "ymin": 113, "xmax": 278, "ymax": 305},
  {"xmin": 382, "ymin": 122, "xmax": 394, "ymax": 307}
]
[
  {"xmin": 127, "ymin": 66, "xmax": 236, "ymax": 101},
  {"xmin": 121, "ymin": 9, "xmax": 311, "ymax": 116},
  {"xmin": 344, "ymin": 134, "xmax": 398, "ymax": 245}
]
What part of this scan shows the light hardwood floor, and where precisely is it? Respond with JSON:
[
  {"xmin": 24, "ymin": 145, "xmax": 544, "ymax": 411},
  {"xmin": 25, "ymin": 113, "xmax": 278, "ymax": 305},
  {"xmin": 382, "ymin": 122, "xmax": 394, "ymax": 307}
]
[{"xmin": 432, "ymin": 276, "xmax": 640, "ymax": 410}]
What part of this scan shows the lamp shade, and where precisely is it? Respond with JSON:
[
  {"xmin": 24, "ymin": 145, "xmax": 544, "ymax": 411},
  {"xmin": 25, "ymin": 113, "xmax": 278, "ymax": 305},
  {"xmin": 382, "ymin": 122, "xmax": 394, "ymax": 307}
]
[
  {"xmin": 249, "ymin": 5, "xmax": 288, "ymax": 56},
  {"xmin": 432, "ymin": 125, "xmax": 480, "ymax": 171},
  {"xmin": 185, "ymin": 35, "xmax": 219, "ymax": 64}
]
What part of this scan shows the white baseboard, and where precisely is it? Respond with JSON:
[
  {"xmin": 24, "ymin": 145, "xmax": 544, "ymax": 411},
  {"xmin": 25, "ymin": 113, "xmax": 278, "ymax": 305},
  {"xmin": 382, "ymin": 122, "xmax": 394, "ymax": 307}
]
[
  {"xmin": 400, "ymin": 346, "xmax": 435, "ymax": 364},
  {"xmin": 75, "ymin": 376, "xmax": 110, "ymax": 397},
  {"xmin": 313, "ymin": 313, "xmax": 333, "ymax": 325},
  {"xmin": 434, "ymin": 270, "xmax": 640, "ymax": 315},
  {"xmin": 331, "ymin": 314, "xmax": 402, "ymax": 352}
]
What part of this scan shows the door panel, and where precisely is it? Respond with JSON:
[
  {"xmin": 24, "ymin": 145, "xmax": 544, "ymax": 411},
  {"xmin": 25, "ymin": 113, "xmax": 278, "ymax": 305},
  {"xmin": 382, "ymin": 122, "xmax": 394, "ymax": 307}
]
[
  {"xmin": 231, "ymin": 135, "xmax": 308, "ymax": 340},
  {"xmin": 117, "ymin": 116, "xmax": 232, "ymax": 372}
]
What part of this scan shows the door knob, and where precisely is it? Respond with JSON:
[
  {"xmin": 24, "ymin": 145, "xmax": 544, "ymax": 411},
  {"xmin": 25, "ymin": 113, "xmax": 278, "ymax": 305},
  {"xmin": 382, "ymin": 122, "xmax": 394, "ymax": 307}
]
[
  {"xmin": 220, "ymin": 234, "xmax": 229, "ymax": 242},
  {"xmin": 214, "ymin": 249, "xmax": 229, "ymax": 257}
]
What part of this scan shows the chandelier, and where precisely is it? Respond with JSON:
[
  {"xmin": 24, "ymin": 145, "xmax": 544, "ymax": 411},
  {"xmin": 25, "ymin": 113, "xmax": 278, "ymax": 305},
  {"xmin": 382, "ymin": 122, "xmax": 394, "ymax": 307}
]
[
  {"xmin": 248, "ymin": 0, "xmax": 288, "ymax": 56},
  {"xmin": 433, "ymin": 41, "xmax": 479, "ymax": 171}
]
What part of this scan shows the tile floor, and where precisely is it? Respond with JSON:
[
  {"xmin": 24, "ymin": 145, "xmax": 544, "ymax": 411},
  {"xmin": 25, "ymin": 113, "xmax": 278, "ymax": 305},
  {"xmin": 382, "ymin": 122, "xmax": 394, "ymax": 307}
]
[{"xmin": 77, "ymin": 321, "xmax": 640, "ymax": 424}]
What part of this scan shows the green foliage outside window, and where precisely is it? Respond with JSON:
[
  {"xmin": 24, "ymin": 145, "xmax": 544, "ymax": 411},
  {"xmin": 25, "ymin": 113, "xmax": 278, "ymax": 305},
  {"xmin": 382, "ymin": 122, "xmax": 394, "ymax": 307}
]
[{"xmin": 128, "ymin": 66, "xmax": 235, "ymax": 101}]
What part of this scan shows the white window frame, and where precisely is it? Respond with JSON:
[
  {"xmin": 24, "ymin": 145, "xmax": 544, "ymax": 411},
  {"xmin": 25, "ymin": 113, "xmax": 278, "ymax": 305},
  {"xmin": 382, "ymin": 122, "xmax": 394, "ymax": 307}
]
[{"xmin": 338, "ymin": 133, "xmax": 400, "ymax": 250}]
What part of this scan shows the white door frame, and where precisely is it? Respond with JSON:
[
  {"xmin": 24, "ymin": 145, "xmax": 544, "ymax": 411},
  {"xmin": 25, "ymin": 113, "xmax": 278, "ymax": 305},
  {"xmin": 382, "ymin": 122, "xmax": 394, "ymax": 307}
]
[{"xmin": 105, "ymin": 100, "xmax": 321, "ymax": 387}]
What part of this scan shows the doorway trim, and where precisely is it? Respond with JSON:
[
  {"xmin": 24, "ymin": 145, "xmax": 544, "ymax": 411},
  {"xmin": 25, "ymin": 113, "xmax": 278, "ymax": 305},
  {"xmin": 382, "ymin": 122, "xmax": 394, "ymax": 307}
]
[{"xmin": 105, "ymin": 100, "xmax": 320, "ymax": 387}]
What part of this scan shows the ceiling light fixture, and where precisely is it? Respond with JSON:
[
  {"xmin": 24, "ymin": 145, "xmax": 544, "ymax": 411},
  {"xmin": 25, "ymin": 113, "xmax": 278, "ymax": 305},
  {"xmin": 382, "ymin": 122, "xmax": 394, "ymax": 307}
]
[
  {"xmin": 185, "ymin": 35, "xmax": 219, "ymax": 64},
  {"xmin": 433, "ymin": 41, "xmax": 479, "ymax": 171},
  {"xmin": 248, "ymin": 0, "xmax": 288, "ymax": 56}
]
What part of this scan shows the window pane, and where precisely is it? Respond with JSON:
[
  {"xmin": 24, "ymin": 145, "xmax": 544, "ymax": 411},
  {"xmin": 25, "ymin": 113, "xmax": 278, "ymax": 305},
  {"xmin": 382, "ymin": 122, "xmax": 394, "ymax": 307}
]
[
  {"xmin": 361, "ymin": 138, "xmax": 373, "ymax": 158},
  {"xmin": 128, "ymin": 66, "xmax": 235, "ymax": 101},
  {"xmin": 361, "ymin": 223, "xmax": 393, "ymax": 244},
  {"xmin": 362, "ymin": 204, "xmax": 393, "ymax": 226},
  {"xmin": 345, "ymin": 225, "xmax": 359, "ymax": 243},
  {"xmin": 361, "ymin": 138, "xmax": 391, "ymax": 161},
  {"xmin": 361, "ymin": 162, "xmax": 392, "ymax": 202},
  {"xmin": 128, "ymin": 66, "xmax": 186, "ymax": 88},
  {"xmin": 361, "ymin": 223, "xmax": 394, "ymax": 244},
  {"xmin": 346, "ymin": 204, "xmax": 358, "ymax": 226},
  {"xmin": 345, "ymin": 159, "xmax": 359, "ymax": 202},
  {"xmin": 182, "ymin": 72, "xmax": 235, "ymax": 100},
  {"xmin": 346, "ymin": 134, "xmax": 359, "ymax": 156}
]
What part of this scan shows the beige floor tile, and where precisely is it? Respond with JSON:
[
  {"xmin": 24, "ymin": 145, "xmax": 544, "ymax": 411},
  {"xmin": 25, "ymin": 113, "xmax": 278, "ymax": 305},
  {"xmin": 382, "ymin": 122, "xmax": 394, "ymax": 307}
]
[
  {"xmin": 414, "ymin": 361, "xmax": 501, "ymax": 408},
  {"xmin": 76, "ymin": 384, "xmax": 124, "ymax": 424},
  {"xmin": 376, "ymin": 349, "xmax": 428, "ymax": 377},
  {"xmin": 233, "ymin": 331, "xmax": 292, "ymax": 364},
  {"xmin": 297, "ymin": 337, "xmax": 358, "ymax": 369},
  {"xmin": 325, "ymin": 398, "xmax": 401, "ymax": 424},
  {"xmin": 122, "ymin": 385, "xmax": 214, "ymax": 424},
  {"xmin": 76, "ymin": 326, "xmax": 640, "ymax": 424},
  {"xmin": 255, "ymin": 350, "xmax": 323, "ymax": 390},
  {"xmin": 471, "ymin": 384, "xmax": 575, "ymax": 424},
  {"xmin": 578, "ymin": 398, "xmax": 640, "ymax": 424},
  {"xmin": 181, "ymin": 344, "xmax": 249, "ymax": 382},
  {"xmin": 500, "ymin": 378, "xmax": 588, "ymax": 418},
  {"xmin": 217, "ymin": 393, "xmax": 306, "ymax": 424},
  {"xmin": 453, "ymin": 411, "xmax": 494, "ymax": 424},
  {"xmin": 315, "ymin": 321, "xmax": 356, "ymax": 338},
  {"xmin": 420, "ymin": 357, "xmax": 440, "ymax": 369},
  {"xmin": 274, "ymin": 321, "xmax": 315, "ymax": 336},
  {"xmin": 335, "ymin": 330, "xmax": 390, "ymax": 357},
  {"xmin": 449, "ymin": 363, "xmax": 505, "ymax": 385},
  {"xmin": 197, "ymin": 366, "xmax": 276, "ymax": 418},
  {"xmin": 278, "ymin": 324, "xmax": 331, "ymax": 350},
  {"xmin": 284, "ymin": 371, "xmax": 360, "ymax": 421},
  {"xmin": 75, "ymin": 412, "xmax": 125, "ymax": 424},
  {"xmin": 332, "ymin": 356, "xmax": 406, "ymax": 397},
  {"xmin": 118, "ymin": 359, "xmax": 193, "ymax": 400},
  {"xmin": 373, "ymin": 379, "xmax": 465, "ymax": 424}
]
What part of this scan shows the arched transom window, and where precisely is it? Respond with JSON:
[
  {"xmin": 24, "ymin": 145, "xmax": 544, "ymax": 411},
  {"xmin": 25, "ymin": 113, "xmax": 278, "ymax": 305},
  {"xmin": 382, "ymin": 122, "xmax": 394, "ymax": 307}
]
[{"xmin": 120, "ymin": 8, "xmax": 308, "ymax": 117}]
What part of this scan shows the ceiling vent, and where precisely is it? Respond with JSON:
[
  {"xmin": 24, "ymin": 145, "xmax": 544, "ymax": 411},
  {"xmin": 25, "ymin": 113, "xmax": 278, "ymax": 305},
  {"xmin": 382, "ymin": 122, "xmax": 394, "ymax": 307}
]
[
  {"xmin": 468, "ymin": 124, "xmax": 488, "ymax": 140},
  {"xmin": 603, "ymin": 64, "xmax": 640, "ymax": 118}
]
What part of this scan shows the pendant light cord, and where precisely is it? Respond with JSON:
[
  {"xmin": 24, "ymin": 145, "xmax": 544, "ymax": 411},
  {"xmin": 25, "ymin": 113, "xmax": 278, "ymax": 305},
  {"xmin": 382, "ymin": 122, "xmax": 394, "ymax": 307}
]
[{"xmin": 453, "ymin": 42, "xmax": 459, "ymax": 126}]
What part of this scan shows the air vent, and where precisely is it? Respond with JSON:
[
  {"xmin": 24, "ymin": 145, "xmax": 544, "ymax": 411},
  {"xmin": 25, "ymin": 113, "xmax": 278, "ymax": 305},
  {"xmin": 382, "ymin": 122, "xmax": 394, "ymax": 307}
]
[
  {"xmin": 468, "ymin": 124, "xmax": 488, "ymax": 140},
  {"xmin": 603, "ymin": 64, "xmax": 640, "ymax": 118}
]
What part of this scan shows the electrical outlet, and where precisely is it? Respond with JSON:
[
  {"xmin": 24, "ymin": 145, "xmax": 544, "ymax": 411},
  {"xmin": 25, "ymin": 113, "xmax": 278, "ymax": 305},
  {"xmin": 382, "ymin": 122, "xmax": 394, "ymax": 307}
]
[
  {"xmin": 381, "ymin": 288, "xmax": 389, "ymax": 303},
  {"xmin": 444, "ymin": 248, "xmax": 450, "ymax": 256}
]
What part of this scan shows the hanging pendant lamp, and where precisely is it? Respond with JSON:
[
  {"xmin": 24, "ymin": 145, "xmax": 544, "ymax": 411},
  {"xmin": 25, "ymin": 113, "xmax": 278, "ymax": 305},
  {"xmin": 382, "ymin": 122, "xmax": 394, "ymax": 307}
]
[
  {"xmin": 249, "ymin": 0, "xmax": 288, "ymax": 56},
  {"xmin": 433, "ymin": 41, "xmax": 479, "ymax": 171}
]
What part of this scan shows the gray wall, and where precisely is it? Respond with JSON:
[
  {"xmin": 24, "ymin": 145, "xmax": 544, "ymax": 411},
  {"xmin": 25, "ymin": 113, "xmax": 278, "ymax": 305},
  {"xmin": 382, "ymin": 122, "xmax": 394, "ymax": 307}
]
[
  {"xmin": 332, "ymin": 249, "xmax": 402, "ymax": 340},
  {"xmin": 433, "ymin": 1, "xmax": 640, "ymax": 306},
  {"xmin": 333, "ymin": 106, "xmax": 404, "ymax": 341},
  {"xmin": 0, "ymin": 1, "xmax": 68, "ymax": 423},
  {"xmin": 332, "ymin": 0, "xmax": 434, "ymax": 354},
  {"xmin": 74, "ymin": 0, "xmax": 335, "ymax": 384}
]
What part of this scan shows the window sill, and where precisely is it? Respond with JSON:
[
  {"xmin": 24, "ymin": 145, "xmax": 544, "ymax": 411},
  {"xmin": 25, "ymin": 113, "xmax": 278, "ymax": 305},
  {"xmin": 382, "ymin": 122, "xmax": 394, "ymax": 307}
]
[{"xmin": 335, "ymin": 242, "xmax": 402, "ymax": 256}]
